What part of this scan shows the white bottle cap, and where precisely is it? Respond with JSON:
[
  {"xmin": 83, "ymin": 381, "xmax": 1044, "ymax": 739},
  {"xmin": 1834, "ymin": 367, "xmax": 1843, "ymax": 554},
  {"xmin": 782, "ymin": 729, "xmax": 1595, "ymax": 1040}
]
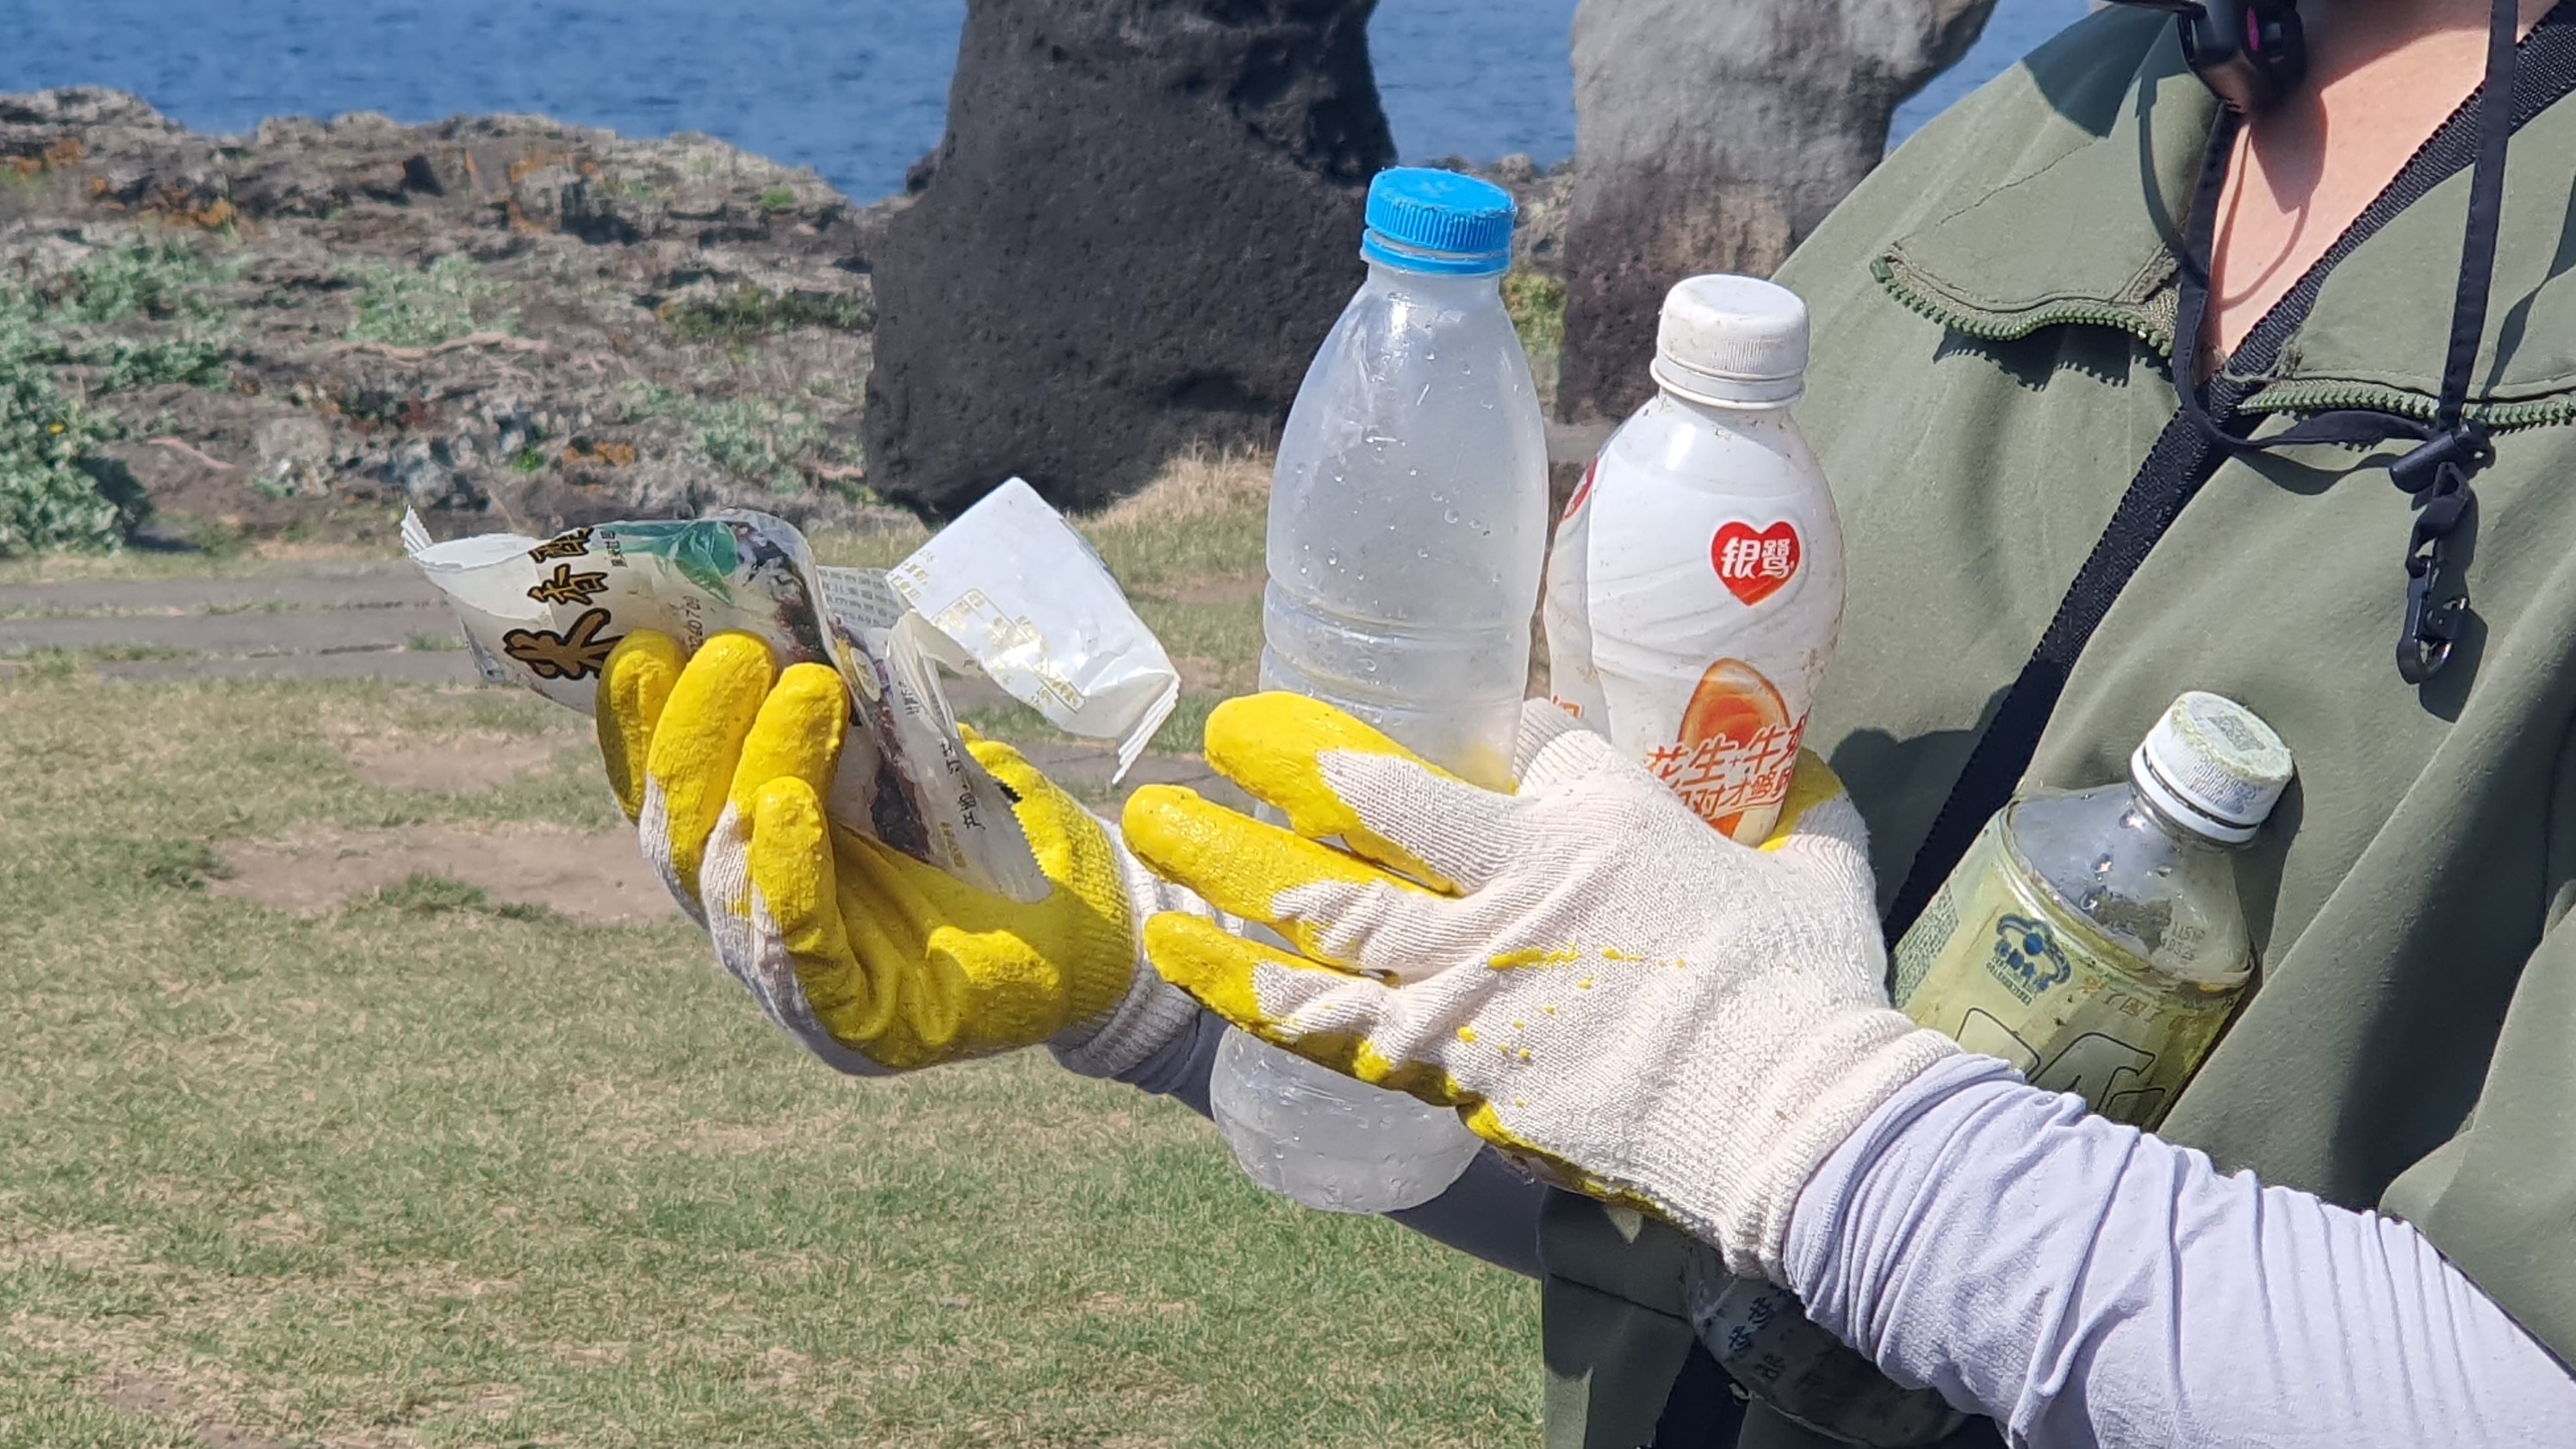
[
  {"xmin": 1650, "ymin": 275, "xmax": 1809, "ymax": 408},
  {"xmin": 2127, "ymin": 691, "xmax": 2294, "ymax": 845}
]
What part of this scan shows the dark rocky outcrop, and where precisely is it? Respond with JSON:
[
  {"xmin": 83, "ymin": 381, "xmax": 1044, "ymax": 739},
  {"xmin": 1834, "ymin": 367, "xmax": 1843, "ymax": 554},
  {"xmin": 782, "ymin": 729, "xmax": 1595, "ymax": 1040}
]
[
  {"xmin": 1554, "ymin": 0, "xmax": 2001, "ymax": 422},
  {"xmin": 863, "ymin": 0, "xmax": 1394, "ymax": 517}
]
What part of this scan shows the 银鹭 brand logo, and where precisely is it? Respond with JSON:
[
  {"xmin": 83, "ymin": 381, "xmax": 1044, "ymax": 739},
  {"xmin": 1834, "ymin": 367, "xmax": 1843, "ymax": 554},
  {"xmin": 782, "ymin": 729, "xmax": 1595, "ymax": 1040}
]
[
  {"xmin": 1985, "ymin": 913, "xmax": 2073, "ymax": 1003},
  {"xmin": 1711, "ymin": 521, "xmax": 1801, "ymax": 606}
]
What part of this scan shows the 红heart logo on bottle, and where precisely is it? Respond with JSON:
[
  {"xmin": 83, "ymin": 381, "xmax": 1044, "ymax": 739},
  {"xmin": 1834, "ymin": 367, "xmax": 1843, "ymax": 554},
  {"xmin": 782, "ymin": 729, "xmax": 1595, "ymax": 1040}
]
[{"xmin": 1710, "ymin": 521, "xmax": 1801, "ymax": 606}]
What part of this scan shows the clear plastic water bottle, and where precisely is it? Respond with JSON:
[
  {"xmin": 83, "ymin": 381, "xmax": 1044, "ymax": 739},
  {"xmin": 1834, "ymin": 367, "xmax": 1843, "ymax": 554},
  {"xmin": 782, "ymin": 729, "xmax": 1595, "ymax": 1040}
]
[{"xmin": 1209, "ymin": 167, "xmax": 1549, "ymax": 1215}]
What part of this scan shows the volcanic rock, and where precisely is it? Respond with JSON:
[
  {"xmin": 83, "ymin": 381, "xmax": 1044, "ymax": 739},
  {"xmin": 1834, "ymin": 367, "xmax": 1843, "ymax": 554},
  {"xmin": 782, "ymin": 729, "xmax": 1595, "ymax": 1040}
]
[{"xmin": 863, "ymin": 0, "xmax": 1394, "ymax": 515}]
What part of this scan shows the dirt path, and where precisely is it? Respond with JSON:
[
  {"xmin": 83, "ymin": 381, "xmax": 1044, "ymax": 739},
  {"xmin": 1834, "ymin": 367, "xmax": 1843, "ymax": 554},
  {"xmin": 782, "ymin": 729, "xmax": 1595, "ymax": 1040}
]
[{"xmin": 0, "ymin": 559, "xmax": 481, "ymax": 684}]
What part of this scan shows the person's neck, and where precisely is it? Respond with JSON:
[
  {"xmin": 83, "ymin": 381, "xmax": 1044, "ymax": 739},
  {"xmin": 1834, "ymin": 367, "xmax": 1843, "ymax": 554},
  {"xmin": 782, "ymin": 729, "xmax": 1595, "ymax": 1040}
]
[{"xmin": 2200, "ymin": 0, "xmax": 2553, "ymax": 368}]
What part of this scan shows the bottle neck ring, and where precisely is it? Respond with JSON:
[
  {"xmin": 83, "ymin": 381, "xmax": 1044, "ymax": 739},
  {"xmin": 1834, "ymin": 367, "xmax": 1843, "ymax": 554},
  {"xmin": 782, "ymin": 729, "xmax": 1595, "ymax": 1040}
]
[
  {"xmin": 1650, "ymin": 354, "xmax": 1804, "ymax": 410},
  {"xmin": 1359, "ymin": 235, "xmax": 1509, "ymax": 278},
  {"xmin": 2127, "ymin": 744, "xmax": 2263, "ymax": 846}
]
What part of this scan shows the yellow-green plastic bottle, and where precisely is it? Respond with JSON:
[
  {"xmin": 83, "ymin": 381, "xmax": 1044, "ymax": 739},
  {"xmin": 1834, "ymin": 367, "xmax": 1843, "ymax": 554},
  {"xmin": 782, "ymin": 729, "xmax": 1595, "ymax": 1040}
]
[
  {"xmin": 1890, "ymin": 690, "xmax": 2294, "ymax": 1129},
  {"xmin": 1691, "ymin": 693, "xmax": 2293, "ymax": 1447}
]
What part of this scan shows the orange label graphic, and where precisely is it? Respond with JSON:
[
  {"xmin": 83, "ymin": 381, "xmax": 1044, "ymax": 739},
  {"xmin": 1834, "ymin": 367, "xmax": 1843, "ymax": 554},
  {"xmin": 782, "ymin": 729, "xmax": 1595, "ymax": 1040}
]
[{"xmin": 1645, "ymin": 658, "xmax": 1804, "ymax": 840}]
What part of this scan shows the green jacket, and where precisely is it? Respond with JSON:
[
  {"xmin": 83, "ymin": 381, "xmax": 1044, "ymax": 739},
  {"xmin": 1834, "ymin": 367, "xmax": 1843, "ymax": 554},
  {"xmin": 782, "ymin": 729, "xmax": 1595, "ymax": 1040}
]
[{"xmin": 1540, "ymin": 10, "xmax": 2576, "ymax": 1446}]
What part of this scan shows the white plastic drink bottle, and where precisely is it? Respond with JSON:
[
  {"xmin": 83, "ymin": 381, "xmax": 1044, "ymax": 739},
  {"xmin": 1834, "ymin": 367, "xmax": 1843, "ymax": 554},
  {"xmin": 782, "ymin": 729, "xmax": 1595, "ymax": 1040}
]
[
  {"xmin": 1545, "ymin": 275, "xmax": 1843, "ymax": 843},
  {"xmin": 1549, "ymin": 276, "xmax": 1973, "ymax": 1447},
  {"xmin": 1207, "ymin": 167, "xmax": 1549, "ymax": 1215}
]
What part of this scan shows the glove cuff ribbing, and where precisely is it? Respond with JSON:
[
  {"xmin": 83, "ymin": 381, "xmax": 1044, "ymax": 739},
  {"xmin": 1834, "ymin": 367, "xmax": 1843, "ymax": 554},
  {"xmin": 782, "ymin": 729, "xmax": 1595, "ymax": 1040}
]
[
  {"xmin": 1049, "ymin": 821, "xmax": 1214, "ymax": 1080},
  {"xmin": 1658, "ymin": 1009, "xmax": 1961, "ymax": 1281}
]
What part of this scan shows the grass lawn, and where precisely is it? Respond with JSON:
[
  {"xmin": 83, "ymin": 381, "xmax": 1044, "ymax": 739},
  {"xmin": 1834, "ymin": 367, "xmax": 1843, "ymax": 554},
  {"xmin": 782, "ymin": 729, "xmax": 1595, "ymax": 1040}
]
[{"xmin": 0, "ymin": 454, "xmax": 1541, "ymax": 1446}]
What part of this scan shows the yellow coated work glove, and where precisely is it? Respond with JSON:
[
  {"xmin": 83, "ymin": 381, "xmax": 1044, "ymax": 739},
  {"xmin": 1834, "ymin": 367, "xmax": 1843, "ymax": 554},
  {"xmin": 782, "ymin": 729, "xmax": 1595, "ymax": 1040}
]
[
  {"xmin": 1122, "ymin": 694, "xmax": 1959, "ymax": 1280},
  {"xmin": 599, "ymin": 630, "xmax": 1203, "ymax": 1076}
]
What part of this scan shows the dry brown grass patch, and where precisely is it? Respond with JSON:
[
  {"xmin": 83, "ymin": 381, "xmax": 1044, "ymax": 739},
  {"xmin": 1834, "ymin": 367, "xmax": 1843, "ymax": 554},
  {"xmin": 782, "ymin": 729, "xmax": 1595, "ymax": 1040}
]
[
  {"xmin": 1090, "ymin": 446, "xmax": 1271, "ymax": 529},
  {"xmin": 332, "ymin": 727, "xmax": 578, "ymax": 793},
  {"xmin": 208, "ymin": 821, "xmax": 673, "ymax": 924}
]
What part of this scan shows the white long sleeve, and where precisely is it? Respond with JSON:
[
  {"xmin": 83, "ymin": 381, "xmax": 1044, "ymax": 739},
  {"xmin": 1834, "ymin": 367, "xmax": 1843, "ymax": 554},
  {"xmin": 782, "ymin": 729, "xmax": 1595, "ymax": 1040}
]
[{"xmin": 1785, "ymin": 1054, "xmax": 2576, "ymax": 1448}]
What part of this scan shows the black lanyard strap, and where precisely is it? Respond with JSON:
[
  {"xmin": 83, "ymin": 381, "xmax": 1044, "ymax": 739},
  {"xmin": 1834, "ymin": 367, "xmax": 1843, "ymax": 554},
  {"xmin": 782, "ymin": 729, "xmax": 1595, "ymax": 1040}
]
[
  {"xmin": 1885, "ymin": 2, "xmax": 2576, "ymax": 941},
  {"xmin": 2173, "ymin": 0, "xmax": 2528, "ymax": 683}
]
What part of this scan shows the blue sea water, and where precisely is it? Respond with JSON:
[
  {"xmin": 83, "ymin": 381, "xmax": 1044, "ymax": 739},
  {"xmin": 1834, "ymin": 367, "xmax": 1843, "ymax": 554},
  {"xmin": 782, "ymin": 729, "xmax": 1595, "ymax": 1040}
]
[{"xmin": 3, "ymin": 0, "xmax": 2094, "ymax": 202}]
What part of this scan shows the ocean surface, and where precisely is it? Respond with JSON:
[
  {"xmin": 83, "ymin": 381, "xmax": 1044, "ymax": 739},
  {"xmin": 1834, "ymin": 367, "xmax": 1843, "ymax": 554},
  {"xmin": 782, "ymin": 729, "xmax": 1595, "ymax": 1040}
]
[{"xmin": 4, "ymin": 0, "xmax": 2095, "ymax": 202}]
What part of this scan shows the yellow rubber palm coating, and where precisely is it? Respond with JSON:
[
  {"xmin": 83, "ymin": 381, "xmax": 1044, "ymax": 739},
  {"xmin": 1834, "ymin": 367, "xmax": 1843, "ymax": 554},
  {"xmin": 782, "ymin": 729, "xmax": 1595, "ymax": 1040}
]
[
  {"xmin": 728, "ymin": 663, "xmax": 847, "ymax": 817},
  {"xmin": 823, "ymin": 845, "xmax": 931, "ymax": 1046},
  {"xmin": 959, "ymin": 735, "xmax": 1137, "ymax": 1028},
  {"xmin": 968, "ymin": 740, "xmax": 1108, "ymax": 911},
  {"xmin": 748, "ymin": 779, "xmax": 989, "ymax": 1068},
  {"xmin": 750, "ymin": 777, "xmax": 847, "ymax": 963},
  {"xmin": 748, "ymin": 778, "xmax": 927, "ymax": 1054},
  {"xmin": 1760, "ymin": 751, "xmax": 1847, "ymax": 854},
  {"xmin": 1200, "ymin": 693, "xmax": 1463, "ymax": 893},
  {"xmin": 1144, "ymin": 912, "xmax": 1469, "ymax": 1106},
  {"xmin": 598, "ymin": 631, "xmax": 684, "ymax": 821},
  {"xmin": 603, "ymin": 627, "xmax": 1175, "ymax": 1077},
  {"xmin": 843, "ymin": 844, "xmax": 1071, "ymax": 1067},
  {"xmin": 645, "ymin": 632, "xmax": 776, "ymax": 901},
  {"xmin": 729, "ymin": 723, "xmax": 1138, "ymax": 1068},
  {"xmin": 1123, "ymin": 783, "xmax": 1426, "ymax": 965}
]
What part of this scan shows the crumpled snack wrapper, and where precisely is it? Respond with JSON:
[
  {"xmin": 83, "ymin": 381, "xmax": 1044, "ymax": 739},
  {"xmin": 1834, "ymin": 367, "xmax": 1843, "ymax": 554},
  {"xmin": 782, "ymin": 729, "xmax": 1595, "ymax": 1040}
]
[{"xmin": 402, "ymin": 508, "xmax": 1048, "ymax": 903}]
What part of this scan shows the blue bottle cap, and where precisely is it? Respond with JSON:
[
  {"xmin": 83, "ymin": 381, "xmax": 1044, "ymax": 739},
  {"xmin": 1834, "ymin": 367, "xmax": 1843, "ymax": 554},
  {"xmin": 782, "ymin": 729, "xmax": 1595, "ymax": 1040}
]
[{"xmin": 1361, "ymin": 167, "xmax": 1516, "ymax": 276}]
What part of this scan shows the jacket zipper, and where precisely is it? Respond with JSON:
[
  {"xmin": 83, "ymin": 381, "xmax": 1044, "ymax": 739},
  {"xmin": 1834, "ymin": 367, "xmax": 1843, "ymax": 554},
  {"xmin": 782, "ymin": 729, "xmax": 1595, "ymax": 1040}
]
[
  {"xmin": 1871, "ymin": 256, "xmax": 2176, "ymax": 356},
  {"xmin": 2238, "ymin": 378, "xmax": 2576, "ymax": 431},
  {"xmin": 1876, "ymin": 259, "xmax": 2576, "ymax": 434}
]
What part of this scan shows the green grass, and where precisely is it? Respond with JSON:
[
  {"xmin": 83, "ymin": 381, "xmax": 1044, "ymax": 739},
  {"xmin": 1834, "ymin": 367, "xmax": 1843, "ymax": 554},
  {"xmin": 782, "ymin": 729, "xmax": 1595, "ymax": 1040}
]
[
  {"xmin": 0, "ymin": 667, "xmax": 1537, "ymax": 1446},
  {"xmin": 0, "ymin": 644, "xmax": 193, "ymax": 682},
  {"xmin": 1503, "ymin": 269, "xmax": 1565, "ymax": 408},
  {"xmin": 661, "ymin": 285, "xmax": 872, "ymax": 344},
  {"xmin": 622, "ymin": 385, "xmax": 860, "ymax": 497},
  {"xmin": 344, "ymin": 255, "xmax": 517, "ymax": 349},
  {"xmin": 0, "ymin": 545, "xmax": 382, "ymax": 589},
  {"xmin": 0, "ymin": 238, "xmax": 247, "ymax": 555},
  {"xmin": 754, "ymin": 186, "xmax": 798, "ymax": 214}
]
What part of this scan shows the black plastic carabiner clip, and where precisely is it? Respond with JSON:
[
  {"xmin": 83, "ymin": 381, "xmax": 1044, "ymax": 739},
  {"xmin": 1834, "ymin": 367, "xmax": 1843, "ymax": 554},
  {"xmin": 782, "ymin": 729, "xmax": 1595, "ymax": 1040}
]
[
  {"xmin": 2389, "ymin": 427, "xmax": 2486, "ymax": 687},
  {"xmin": 2397, "ymin": 546, "xmax": 2466, "ymax": 684}
]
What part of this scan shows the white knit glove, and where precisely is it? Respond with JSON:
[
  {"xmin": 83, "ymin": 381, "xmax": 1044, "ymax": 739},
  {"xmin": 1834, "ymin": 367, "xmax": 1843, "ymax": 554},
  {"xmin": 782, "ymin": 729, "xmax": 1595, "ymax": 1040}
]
[{"xmin": 1122, "ymin": 693, "xmax": 1959, "ymax": 1279}]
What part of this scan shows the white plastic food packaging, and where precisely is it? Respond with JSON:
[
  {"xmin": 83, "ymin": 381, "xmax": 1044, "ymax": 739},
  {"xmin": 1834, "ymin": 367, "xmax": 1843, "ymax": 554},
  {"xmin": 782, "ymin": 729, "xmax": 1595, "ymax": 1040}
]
[
  {"xmin": 888, "ymin": 477, "xmax": 1181, "ymax": 778},
  {"xmin": 1545, "ymin": 275, "xmax": 1844, "ymax": 845},
  {"xmin": 403, "ymin": 507, "xmax": 1047, "ymax": 902}
]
